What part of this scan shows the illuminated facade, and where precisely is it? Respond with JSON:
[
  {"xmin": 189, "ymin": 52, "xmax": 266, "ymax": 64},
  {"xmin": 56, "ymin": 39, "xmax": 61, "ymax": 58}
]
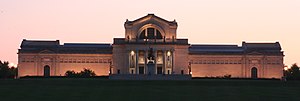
[{"xmin": 18, "ymin": 14, "xmax": 284, "ymax": 79}]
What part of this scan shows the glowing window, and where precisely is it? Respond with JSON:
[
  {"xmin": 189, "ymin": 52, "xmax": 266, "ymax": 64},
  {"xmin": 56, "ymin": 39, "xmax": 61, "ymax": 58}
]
[{"xmin": 139, "ymin": 28, "xmax": 163, "ymax": 39}]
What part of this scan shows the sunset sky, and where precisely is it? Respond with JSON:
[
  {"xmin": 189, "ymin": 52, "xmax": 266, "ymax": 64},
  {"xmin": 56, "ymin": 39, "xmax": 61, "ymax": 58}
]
[{"xmin": 0, "ymin": 0, "xmax": 299, "ymax": 67}]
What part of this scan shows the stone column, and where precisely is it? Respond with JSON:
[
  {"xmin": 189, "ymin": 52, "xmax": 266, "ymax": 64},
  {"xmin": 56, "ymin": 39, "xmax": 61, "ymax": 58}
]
[
  {"xmin": 53, "ymin": 57, "xmax": 56, "ymax": 76},
  {"xmin": 127, "ymin": 50, "xmax": 130, "ymax": 74},
  {"xmin": 135, "ymin": 49, "xmax": 139, "ymax": 74},
  {"xmin": 162, "ymin": 50, "xmax": 166, "ymax": 74},
  {"xmin": 144, "ymin": 49, "xmax": 147, "ymax": 74},
  {"xmin": 128, "ymin": 49, "xmax": 133, "ymax": 74},
  {"xmin": 154, "ymin": 49, "xmax": 157, "ymax": 74},
  {"xmin": 171, "ymin": 50, "xmax": 174, "ymax": 74}
]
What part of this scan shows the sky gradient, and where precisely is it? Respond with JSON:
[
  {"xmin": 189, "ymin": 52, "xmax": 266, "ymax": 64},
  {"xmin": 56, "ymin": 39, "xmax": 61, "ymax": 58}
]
[{"xmin": 0, "ymin": 0, "xmax": 299, "ymax": 67}]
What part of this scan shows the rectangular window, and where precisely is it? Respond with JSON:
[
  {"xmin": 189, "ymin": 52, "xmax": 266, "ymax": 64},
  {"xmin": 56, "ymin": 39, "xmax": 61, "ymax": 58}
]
[
  {"xmin": 277, "ymin": 60, "xmax": 280, "ymax": 64},
  {"xmin": 90, "ymin": 59, "xmax": 95, "ymax": 63},
  {"xmin": 138, "ymin": 51, "xmax": 145, "ymax": 64},
  {"xmin": 194, "ymin": 60, "xmax": 198, "ymax": 64},
  {"xmin": 21, "ymin": 58, "xmax": 26, "ymax": 62},
  {"xmin": 26, "ymin": 58, "xmax": 30, "ymax": 62},
  {"xmin": 117, "ymin": 69, "xmax": 120, "ymax": 74},
  {"xmin": 230, "ymin": 60, "xmax": 233, "ymax": 64},
  {"xmin": 199, "ymin": 60, "xmax": 202, "ymax": 64},
  {"xmin": 147, "ymin": 28, "xmax": 155, "ymax": 39},
  {"xmin": 157, "ymin": 66, "xmax": 162, "ymax": 74},
  {"xmin": 157, "ymin": 51, "xmax": 163, "ymax": 64},
  {"xmin": 139, "ymin": 66, "xmax": 144, "ymax": 74},
  {"xmin": 225, "ymin": 60, "xmax": 228, "ymax": 64}
]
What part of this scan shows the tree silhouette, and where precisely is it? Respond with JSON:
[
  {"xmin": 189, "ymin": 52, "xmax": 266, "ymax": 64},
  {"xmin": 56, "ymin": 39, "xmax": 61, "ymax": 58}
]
[
  {"xmin": 79, "ymin": 68, "xmax": 96, "ymax": 77},
  {"xmin": 285, "ymin": 63, "xmax": 300, "ymax": 80},
  {"xmin": 65, "ymin": 68, "xmax": 96, "ymax": 78},
  {"xmin": 0, "ymin": 60, "xmax": 17, "ymax": 78},
  {"xmin": 65, "ymin": 70, "xmax": 77, "ymax": 77}
]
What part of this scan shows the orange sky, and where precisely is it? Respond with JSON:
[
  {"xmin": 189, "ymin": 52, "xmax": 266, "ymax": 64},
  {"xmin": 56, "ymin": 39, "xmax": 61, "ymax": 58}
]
[{"xmin": 0, "ymin": 0, "xmax": 299, "ymax": 67}]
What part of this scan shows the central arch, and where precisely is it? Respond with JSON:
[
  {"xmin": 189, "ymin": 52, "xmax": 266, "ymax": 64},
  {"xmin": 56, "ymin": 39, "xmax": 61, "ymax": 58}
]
[
  {"xmin": 44, "ymin": 65, "xmax": 50, "ymax": 77},
  {"xmin": 139, "ymin": 28, "xmax": 163, "ymax": 39},
  {"xmin": 137, "ymin": 24, "xmax": 165, "ymax": 39},
  {"xmin": 251, "ymin": 67, "xmax": 258, "ymax": 79}
]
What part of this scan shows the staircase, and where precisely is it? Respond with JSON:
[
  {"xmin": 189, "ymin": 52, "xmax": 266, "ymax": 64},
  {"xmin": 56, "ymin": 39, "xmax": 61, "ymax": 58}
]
[{"xmin": 109, "ymin": 74, "xmax": 191, "ymax": 80}]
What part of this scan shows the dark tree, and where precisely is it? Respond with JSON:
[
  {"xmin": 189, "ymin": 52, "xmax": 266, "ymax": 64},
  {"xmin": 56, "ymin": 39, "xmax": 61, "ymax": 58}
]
[
  {"xmin": 65, "ymin": 68, "xmax": 96, "ymax": 78},
  {"xmin": 0, "ymin": 61, "xmax": 17, "ymax": 78},
  {"xmin": 285, "ymin": 63, "xmax": 300, "ymax": 80},
  {"xmin": 79, "ymin": 68, "xmax": 96, "ymax": 77},
  {"xmin": 65, "ymin": 70, "xmax": 77, "ymax": 77}
]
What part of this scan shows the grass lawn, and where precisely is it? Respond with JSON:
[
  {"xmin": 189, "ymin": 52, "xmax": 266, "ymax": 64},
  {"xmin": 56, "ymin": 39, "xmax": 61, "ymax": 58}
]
[{"xmin": 0, "ymin": 79, "xmax": 299, "ymax": 101}]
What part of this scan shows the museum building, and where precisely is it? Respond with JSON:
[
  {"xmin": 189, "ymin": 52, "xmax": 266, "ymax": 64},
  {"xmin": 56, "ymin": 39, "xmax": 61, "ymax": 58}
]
[{"xmin": 18, "ymin": 14, "xmax": 284, "ymax": 79}]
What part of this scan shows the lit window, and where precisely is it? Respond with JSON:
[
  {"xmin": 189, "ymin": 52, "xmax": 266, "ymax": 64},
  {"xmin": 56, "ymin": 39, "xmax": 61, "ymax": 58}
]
[{"xmin": 139, "ymin": 28, "xmax": 163, "ymax": 39}]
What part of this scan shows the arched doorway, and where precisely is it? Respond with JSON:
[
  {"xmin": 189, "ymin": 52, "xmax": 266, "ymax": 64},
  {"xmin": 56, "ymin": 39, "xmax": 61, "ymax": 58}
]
[
  {"xmin": 251, "ymin": 67, "xmax": 258, "ymax": 79},
  {"xmin": 44, "ymin": 65, "xmax": 50, "ymax": 77}
]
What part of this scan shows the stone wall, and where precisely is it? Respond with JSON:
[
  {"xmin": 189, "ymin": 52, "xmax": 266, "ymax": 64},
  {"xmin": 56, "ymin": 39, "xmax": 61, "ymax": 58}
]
[{"xmin": 18, "ymin": 53, "xmax": 112, "ymax": 77}]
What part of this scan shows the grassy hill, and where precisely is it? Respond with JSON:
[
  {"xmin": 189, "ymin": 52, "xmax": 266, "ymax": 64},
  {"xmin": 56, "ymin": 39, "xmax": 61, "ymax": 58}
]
[{"xmin": 0, "ymin": 79, "xmax": 299, "ymax": 101}]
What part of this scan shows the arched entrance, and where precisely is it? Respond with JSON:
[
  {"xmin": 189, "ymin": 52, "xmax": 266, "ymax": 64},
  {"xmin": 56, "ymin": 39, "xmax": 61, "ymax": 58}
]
[
  {"xmin": 44, "ymin": 65, "xmax": 50, "ymax": 77},
  {"xmin": 251, "ymin": 67, "xmax": 258, "ymax": 79}
]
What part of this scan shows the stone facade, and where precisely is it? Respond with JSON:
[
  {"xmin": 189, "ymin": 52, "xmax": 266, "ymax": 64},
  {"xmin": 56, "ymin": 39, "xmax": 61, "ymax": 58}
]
[
  {"xmin": 189, "ymin": 43, "xmax": 284, "ymax": 78},
  {"xmin": 18, "ymin": 42, "xmax": 112, "ymax": 77},
  {"xmin": 18, "ymin": 14, "xmax": 284, "ymax": 79}
]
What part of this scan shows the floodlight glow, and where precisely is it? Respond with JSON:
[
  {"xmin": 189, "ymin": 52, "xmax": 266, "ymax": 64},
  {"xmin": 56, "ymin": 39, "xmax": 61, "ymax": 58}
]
[
  {"xmin": 167, "ymin": 51, "xmax": 171, "ymax": 56},
  {"xmin": 284, "ymin": 67, "xmax": 288, "ymax": 71},
  {"xmin": 9, "ymin": 63, "xmax": 17, "ymax": 67}
]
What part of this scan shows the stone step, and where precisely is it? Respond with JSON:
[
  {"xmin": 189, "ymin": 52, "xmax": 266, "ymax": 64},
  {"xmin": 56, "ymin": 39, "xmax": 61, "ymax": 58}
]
[{"xmin": 109, "ymin": 74, "xmax": 191, "ymax": 80}]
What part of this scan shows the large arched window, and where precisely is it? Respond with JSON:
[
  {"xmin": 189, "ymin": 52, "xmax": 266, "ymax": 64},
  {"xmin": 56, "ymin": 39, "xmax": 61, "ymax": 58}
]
[{"xmin": 139, "ymin": 28, "xmax": 163, "ymax": 39}]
